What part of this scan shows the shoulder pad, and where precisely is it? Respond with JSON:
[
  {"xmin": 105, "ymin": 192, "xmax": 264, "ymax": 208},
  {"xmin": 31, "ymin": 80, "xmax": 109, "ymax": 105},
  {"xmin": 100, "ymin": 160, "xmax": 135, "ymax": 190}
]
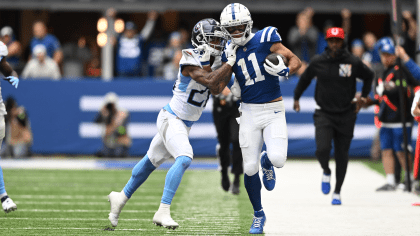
[
  {"xmin": 0, "ymin": 41, "xmax": 8, "ymax": 57},
  {"xmin": 259, "ymin": 26, "xmax": 281, "ymax": 43},
  {"xmin": 180, "ymin": 49, "xmax": 202, "ymax": 68}
]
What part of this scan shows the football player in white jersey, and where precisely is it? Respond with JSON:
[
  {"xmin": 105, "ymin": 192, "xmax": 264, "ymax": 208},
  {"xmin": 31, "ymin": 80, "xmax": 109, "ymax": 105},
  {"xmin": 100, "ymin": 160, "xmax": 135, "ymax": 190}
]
[
  {"xmin": 107, "ymin": 18, "xmax": 239, "ymax": 229},
  {"xmin": 220, "ymin": 3, "xmax": 302, "ymax": 234},
  {"xmin": 0, "ymin": 41, "xmax": 20, "ymax": 213}
]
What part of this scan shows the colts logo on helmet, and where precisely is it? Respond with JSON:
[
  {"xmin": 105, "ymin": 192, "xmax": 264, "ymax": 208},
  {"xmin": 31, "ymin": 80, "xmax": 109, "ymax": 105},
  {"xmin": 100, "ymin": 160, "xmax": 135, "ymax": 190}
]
[{"xmin": 193, "ymin": 23, "xmax": 201, "ymax": 33}]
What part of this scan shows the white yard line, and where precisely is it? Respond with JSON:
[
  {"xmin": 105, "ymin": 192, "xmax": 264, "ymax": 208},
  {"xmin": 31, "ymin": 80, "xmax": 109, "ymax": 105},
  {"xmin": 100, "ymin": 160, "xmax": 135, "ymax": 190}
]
[{"xmin": 261, "ymin": 161, "xmax": 420, "ymax": 236}]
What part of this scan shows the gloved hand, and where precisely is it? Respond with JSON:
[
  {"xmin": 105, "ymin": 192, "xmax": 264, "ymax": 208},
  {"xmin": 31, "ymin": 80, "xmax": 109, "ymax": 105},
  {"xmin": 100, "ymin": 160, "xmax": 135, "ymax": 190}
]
[
  {"xmin": 197, "ymin": 44, "xmax": 211, "ymax": 66},
  {"xmin": 224, "ymin": 41, "xmax": 239, "ymax": 67},
  {"xmin": 5, "ymin": 76, "xmax": 19, "ymax": 89},
  {"xmin": 264, "ymin": 55, "xmax": 289, "ymax": 77}
]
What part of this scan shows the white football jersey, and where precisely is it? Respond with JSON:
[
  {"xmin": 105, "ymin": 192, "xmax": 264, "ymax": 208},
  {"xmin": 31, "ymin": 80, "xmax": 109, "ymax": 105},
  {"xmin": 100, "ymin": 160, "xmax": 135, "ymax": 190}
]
[
  {"xmin": 168, "ymin": 48, "xmax": 221, "ymax": 121},
  {"xmin": 0, "ymin": 41, "xmax": 9, "ymax": 115}
]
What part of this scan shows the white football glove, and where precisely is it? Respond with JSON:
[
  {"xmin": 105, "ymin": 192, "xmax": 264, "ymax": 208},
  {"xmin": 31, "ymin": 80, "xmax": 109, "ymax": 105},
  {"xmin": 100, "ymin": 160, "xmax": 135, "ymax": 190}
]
[
  {"xmin": 224, "ymin": 41, "xmax": 239, "ymax": 67},
  {"xmin": 264, "ymin": 55, "xmax": 289, "ymax": 77},
  {"xmin": 197, "ymin": 44, "xmax": 211, "ymax": 65}
]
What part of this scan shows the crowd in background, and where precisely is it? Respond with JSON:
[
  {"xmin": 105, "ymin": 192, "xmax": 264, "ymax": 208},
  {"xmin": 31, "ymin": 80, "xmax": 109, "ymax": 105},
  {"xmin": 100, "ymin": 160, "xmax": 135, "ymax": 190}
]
[{"xmin": 0, "ymin": 8, "xmax": 417, "ymax": 81}]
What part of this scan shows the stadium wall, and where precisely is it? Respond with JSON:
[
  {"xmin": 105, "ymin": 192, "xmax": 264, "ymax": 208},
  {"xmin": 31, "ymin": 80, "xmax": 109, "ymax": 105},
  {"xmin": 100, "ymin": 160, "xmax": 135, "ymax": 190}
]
[{"xmin": 2, "ymin": 78, "xmax": 417, "ymax": 157}]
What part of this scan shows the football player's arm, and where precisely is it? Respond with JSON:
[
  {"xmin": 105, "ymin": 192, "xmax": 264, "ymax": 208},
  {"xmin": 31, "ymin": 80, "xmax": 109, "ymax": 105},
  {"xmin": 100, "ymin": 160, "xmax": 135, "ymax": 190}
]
[
  {"xmin": 270, "ymin": 42, "xmax": 301, "ymax": 75},
  {"xmin": 182, "ymin": 64, "xmax": 233, "ymax": 95},
  {"xmin": 0, "ymin": 58, "xmax": 19, "ymax": 88}
]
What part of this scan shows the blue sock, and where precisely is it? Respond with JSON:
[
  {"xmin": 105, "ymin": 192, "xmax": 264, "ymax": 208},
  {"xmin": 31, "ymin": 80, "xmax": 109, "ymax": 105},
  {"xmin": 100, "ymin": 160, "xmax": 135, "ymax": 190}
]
[
  {"xmin": 0, "ymin": 166, "xmax": 6, "ymax": 195},
  {"xmin": 161, "ymin": 156, "xmax": 192, "ymax": 205},
  {"xmin": 244, "ymin": 172, "xmax": 262, "ymax": 212},
  {"xmin": 261, "ymin": 153, "xmax": 273, "ymax": 169},
  {"xmin": 123, "ymin": 155, "xmax": 156, "ymax": 198}
]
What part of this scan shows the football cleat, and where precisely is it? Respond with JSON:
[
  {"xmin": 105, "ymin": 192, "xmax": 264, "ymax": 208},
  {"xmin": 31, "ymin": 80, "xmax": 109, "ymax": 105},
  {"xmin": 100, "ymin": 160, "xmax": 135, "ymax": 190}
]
[
  {"xmin": 2, "ymin": 197, "xmax": 17, "ymax": 213},
  {"xmin": 153, "ymin": 210, "xmax": 179, "ymax": 230},
  {"xmin": 249, "ymin": 211, "xmax": 266, "ymax": 234},
  {"xmin": 260, "ymin": 151, "xmax": 276, "ymax": 191},
  {"xmin": 108, "ymin": 191, "xmax": 127, "ymax": 227},
  {"xmin": 322, "ymin": 173, "xmax": 331, "ymax": 194}
]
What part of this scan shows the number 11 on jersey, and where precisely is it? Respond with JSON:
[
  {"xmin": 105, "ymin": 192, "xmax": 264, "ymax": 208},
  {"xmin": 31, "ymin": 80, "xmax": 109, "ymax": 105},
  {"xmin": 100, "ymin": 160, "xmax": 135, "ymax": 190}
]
[{"xmin": 237, "ymin": 52, "xmax": 265, "ymax": 86}]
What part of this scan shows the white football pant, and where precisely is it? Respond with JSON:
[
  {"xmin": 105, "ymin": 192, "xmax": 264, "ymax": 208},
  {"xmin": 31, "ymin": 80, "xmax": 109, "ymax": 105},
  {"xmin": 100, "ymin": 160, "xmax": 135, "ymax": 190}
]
[{"xmin": 239, "ymin": 100, "xmax": 288, "ymax": 176}]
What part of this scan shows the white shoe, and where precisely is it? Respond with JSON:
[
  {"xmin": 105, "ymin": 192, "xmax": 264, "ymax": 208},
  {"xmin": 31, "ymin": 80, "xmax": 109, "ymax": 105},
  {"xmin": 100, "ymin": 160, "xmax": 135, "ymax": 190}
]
[
  {"xmin": 2, "ymin": 197, "xmax": 17, "ymax": 213},
  {"xmin": 108, "ymin": 191, "xmax": 127, "ymax": 227},
  {"xmin": 153, "ymin": 210, "xmax": 179, "ymax": 229}
]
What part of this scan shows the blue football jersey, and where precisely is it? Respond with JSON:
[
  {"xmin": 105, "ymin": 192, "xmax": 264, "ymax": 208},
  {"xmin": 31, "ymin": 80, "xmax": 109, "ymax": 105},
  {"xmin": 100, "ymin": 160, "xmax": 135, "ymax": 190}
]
[{"xmin": 222, "ymin": 26, "xmax": 282, "ymax": 103}]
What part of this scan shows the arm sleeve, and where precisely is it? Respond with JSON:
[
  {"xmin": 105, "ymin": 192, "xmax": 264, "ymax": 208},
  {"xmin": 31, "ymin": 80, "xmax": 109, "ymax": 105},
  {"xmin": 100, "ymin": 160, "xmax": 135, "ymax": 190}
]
[
  {"xmin": 140, "ymin": 20, "xmax": 156, "ymax": 41},
  {"xmin": 357, "ymin": 60, "xmax": 375, "ymax": 97},
  {"xmin": 404, "ymin": 59, "xmax": 420, "ymax": 81},
  {"xmin": 294, "ymin": 62, "xmax": 315, "ymax": 100}
]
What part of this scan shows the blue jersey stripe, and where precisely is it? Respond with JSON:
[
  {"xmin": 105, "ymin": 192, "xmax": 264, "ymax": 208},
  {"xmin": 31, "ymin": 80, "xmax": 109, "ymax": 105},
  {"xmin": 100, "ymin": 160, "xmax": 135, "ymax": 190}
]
[{"xmin": 231, "ymin": 3, "xmax": 236, "ymax": 20}]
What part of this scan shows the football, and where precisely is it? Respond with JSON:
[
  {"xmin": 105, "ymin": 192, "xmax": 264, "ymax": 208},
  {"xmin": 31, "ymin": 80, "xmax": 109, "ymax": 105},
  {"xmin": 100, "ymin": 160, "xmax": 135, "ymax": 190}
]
[{"xmin": 265, "ymin": 53, "xmax": 289, "ymax": 67}]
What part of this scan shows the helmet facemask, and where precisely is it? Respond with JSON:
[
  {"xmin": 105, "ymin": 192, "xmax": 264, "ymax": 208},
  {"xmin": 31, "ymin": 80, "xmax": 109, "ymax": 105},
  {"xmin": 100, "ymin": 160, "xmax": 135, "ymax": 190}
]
[
  {"xmin": 221, "ymin": 20, "xmax": 253, "ymax": 46},
  {"xmin": 200, "ymin": 31, "xmax": 226, "ymax": 56}
]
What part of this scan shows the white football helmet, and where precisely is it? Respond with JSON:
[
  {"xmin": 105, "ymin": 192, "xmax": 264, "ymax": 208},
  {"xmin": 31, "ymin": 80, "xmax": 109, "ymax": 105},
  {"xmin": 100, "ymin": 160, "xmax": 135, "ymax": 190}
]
[{"xmin": 220, "ymin": 3, "xmax": 253, "ymax": 46}]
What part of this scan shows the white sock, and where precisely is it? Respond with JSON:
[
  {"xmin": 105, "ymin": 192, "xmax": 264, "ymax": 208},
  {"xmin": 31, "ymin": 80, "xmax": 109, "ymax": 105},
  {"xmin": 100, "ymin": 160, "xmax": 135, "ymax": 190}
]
[
  {"xmin": 332, "ymin": 193, "xmax": 340, "ymax": 200},
  {"xmin": 322, "ymin": 174, "xmax": 331, "ymax": 183},
  {"xmin": 0, "ymin": 192, "xmax": 7, "ymax": 199},
  {"xmin": 158, "ymin": 203, "xmax": 171, "ymax": 214},
  {"xmin": 120, "ymin": 190, "xmax": 129, "ymax": 204},
  {"xmin": 386, "ymin": 174, "xmax": 396, "ymax": 186}
]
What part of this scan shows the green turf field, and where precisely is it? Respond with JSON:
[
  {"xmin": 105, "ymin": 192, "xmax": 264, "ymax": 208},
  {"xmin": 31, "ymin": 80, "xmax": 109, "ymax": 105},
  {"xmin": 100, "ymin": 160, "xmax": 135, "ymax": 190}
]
[
  {"xmin": 0, "ymin": 169, "xmax": 253, "ymax": 235},
  {"xmin": 0, "ymin": 160, "xmax": 395, "ymax": 235}
]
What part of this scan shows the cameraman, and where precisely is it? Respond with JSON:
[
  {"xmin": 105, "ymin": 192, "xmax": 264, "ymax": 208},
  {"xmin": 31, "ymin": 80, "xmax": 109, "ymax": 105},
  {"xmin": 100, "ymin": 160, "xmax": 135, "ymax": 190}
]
[
  {"xmin": 94, "ymin": 92, "xmax": 131, "ymax": 157},
  {"xmin": 2, "ymin": 97, "xmax": 32, "ymax": 158}
]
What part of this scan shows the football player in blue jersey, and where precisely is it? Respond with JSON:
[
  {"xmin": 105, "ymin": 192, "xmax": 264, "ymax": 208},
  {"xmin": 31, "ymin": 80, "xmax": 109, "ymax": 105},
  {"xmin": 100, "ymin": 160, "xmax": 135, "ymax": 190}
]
[
  {"xmin": 220, "ymin": 3, "xmax": 302, "ymax": 234},
  {"xmin": 107, "ymin": 18, "xmax": 239, "ymax": 230}
]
